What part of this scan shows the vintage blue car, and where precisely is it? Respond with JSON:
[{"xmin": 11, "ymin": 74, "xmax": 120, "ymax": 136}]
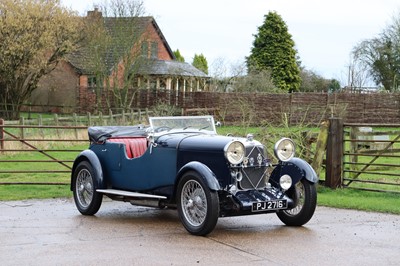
[{"xmin": 71, "ymin": 116, "xmax": 318, "ymax": 235}]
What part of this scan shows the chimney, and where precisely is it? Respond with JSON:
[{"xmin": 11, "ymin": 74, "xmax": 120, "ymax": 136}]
[{"xmin": 87, "ymin": 7, "xmax": 102, "ymax": 18}]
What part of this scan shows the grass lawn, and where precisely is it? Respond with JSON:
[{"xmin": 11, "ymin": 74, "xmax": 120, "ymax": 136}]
[{"xmin": 317, "ymin": 186, "xmax": 400, "ymax": 214}]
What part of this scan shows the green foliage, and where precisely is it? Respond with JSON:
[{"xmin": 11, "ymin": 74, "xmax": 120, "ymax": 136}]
[
  {"xmin": 352, "ymin": 13, "xmax": 400, "ymax": 91},
  {"xmin": 247, "ymin": 11, "xmax": 301, "ymax": 92},
  {"xmin": 192, "ymin": 53, "xmax": 209, "ymax": 74},
  {"xmin": 328, "ymin": 79, "xmax": 341, "ymax": 92},
  {"xmin": 299, "ymin": 69, "xmax": 331, "ymax": 92},
  {"xmin": 233, "ymin": 69, "xmax": 279, "ymax": 93},
  {"xmin": 173, "ymin": 49, "xmax": 185, "ymax": 62}
]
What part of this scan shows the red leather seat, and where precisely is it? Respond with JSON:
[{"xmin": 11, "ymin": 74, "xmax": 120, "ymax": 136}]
[
  {"xmin": 107, "ymin": 137, "xmax": 147, "ymax": 158},
  {"xmin": 128, "ymin": 138, "xmax": 147, "ymax": 158}
]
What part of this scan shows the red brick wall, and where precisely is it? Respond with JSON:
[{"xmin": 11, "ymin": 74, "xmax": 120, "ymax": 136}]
[
  {"xmin": 144, "ymin": 21, "xmax": 173, "ymax": 60},
  {"xmin": 33, "ymin": 61, "xmax": 79, "ymax": 112}
]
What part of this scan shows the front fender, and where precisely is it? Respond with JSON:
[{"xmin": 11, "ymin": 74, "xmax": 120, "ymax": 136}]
[
  {"xmin": 70, "ymin": 149, "xmax": 105, "ymax": 191},
  {"xmin": 176, "ymin": 161, "xmax": 221, "ymax": 191},
  {"xmin": 270, "ymin": 157, "xmax": 318, "ymax": 188}
]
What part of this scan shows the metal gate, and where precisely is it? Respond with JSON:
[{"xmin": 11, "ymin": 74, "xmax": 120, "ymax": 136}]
[
  {"xmin": 342, "ymin": 123, "xmax": 400, "ymax": 193},
  {"xmin": 0, "ymin": 120, "xmax": 88, "ymax": 185}
]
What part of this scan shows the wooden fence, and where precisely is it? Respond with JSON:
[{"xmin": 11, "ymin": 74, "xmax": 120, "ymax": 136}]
[{"xmin": 5, "ymin": 109, "xmax": 150, "ymax": 127}]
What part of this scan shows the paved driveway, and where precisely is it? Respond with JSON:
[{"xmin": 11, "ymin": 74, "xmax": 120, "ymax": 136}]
[{"xmin": 1, "ymin": 198, "xmax": 399, "ymax": 265}]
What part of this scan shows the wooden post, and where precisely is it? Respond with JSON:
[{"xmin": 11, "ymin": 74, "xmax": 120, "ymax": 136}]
[
  {"xmin": 19, "ymin": 117, "xmax": 25, "ymax": 140},
  {"xmin": 325, "ymin": 118, "xmax": 343, "ymax": 188},
  {"xmin": 87, "ymin": 112, "xmax": 92, "ymax": 126},
  {"xmin": 73, "ymin": 113, "xmax": 78, "ymax": 139},
  {"xmin": 38, "ymin": 114, "xmax": 44, "ymax": 138},
  {"xmin": 109, "ymin": 109, "xmax": 113, "ymax": 124},
  {"xmin": 54, "ymin": 114, "xmax": 60, "ymax": 138},
  {"xmin": 53, "ymin": 113, "xmax": 59, "ymax": 125},
  {"xmin": 311, "ymin": 120, "xmax": 329, "ymax": 176},
  {"xmin": 0, "ymin": 118, "xmax": 4, "ymax": 151},
  {"xmin": 99, "ymin": 111, "xmax": 104, "ymax": 126},
  {"xmin": 122, "ymin": 110, "xmax": 126, "ymax": 124}
]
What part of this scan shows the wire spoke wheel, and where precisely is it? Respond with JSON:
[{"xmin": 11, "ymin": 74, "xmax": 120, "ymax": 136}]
[
  {"xmin": 72, "ymin": 161, "xmax": 102, "ymax": 215},
  {"xmin": 181, "ymin": 180, "xmax": 207, "ymax": 226},
  {"xmin": 76, "ymin": 168, "xmax": 94, "ymax": 208},
  {"xmin": 285, "ymin": 181, "xmax": 306, "ymax": 216},
  {"xmin": 277, "ymin": 178, "xmax": 317, "ymax": 226},
  {"xmin": 177, "ymin": 171, "xmax": 219, "ymax": 236}
]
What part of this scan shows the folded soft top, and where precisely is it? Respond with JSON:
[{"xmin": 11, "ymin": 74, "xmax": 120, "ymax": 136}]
[{"xmin": 88, "ymin": 125, "xmax": 148, "ymax": 143}]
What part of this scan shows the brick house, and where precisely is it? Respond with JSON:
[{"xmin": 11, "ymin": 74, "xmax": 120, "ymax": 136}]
[{"xmin": 32, "ymin": 9, "xmax": 208, "ymax": 113}]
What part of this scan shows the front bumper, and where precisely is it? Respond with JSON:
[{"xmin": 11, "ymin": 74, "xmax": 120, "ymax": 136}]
[{"xmin": 219, "ymin": 188, "xmax": 294, "ymax": 217}]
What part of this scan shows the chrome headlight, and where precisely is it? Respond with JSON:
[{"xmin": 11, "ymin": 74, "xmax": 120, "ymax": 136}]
[
  {"xmin": 279, "ymin": 174, "xmax": 292, "ymax": 190},
  {"xmin": 274, "ymin": 138, "xmax": 295, "ymax": 161},
  {"xmin": 224, "ymin": 141, "xmax": 245, "ymax": 165}
]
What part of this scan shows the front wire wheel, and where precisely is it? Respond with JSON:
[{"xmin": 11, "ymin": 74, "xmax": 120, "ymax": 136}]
[
  {"xmin": 177, "ymin": 171, "xmax": 219, "ymax": 236},
  {"xmin": 277, "ymin": 178, "xmax": 317, "ymax": 226},
  {"xmin": 72, "ymin": 161, "xmax": 102, "ymax": 215}
]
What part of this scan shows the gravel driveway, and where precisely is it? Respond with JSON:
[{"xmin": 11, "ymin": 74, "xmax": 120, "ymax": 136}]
[{"xmin": 1, "ymin": 198, "xmax": 399, "ymax": 265}]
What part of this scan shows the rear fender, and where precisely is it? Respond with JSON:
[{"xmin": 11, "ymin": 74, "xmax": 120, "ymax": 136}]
[
  {"xmin": 270, "ymin": 157, "xmax": 318, "ymax": 188},
  {"xmin": 70, "ymin": 149, "xmax": 105, "ymax": 191}
]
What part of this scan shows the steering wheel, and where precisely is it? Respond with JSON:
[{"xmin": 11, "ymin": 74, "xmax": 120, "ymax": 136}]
[{"xmin": 154, "ymin": 126, "xmax": 172, "ymax": 133}]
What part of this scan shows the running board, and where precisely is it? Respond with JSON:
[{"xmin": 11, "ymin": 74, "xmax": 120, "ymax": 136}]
[{"xmin": 96, "ymin": 189, "xmax": 167, "ymax": 199}]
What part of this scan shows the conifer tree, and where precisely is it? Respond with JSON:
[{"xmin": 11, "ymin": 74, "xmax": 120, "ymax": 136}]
[
  {"xmin": 192, "ymin": 53, "xmax": 208, "ymax": 75},
  {"xmin": 173, "ymin": 49, "xmax": 185, "ymax": 62},
  {"xmin": 247, "ymin": 11, "xmax": 301, "ymax": 92}
]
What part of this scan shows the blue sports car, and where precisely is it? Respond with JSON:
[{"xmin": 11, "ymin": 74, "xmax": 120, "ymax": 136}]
[{"xmin": 71, "ymin": 116, "xmax": 318, "ymax": 235}]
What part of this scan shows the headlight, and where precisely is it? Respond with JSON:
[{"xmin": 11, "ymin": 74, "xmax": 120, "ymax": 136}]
[
  {"xmin": 280, "ymin": 174, "xmax": 292, "ymax": 190},
  {"xmin": 274, "ymin": 138, "xmax": 295, "ymax": 161},
  {"xmin": 224, "ymin": 141, "xmax": 245, "ymax": 165}
]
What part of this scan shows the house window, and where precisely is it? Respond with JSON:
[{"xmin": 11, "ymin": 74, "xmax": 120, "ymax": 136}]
[
  {"xmin": 88, "ymin": 76, "xmax": 98, "ymax": 87},
  {"xmin": 141, "ymin": 42, "xmax": 148, "ymax": 57},
  {"xmin": 151, "ymin": 42, "xmax": 158, "ymax": 59}
]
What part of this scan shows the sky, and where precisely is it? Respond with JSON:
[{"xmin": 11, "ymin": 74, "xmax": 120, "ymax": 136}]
[{"xmin": 61, "ymin": 0, "xmax": 400, "ymax": 85}]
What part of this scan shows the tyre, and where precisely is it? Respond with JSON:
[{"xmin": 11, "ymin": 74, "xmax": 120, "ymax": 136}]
[
  {"xmin": 177, "ymin": 171, "xmax": 219, "ymax": 236},
  {"xmin": 72, "ymin": 161, "xmax": 102, "ymax": 215},
  {"xmin": 277, "ymin": 178, "xmax": 317, "ymax": 226}
]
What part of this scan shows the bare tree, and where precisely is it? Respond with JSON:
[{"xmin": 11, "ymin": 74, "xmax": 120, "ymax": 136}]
[
  {"xmin": 346, "ymin": 54, "xmax": 370, "ymax": 90},
  {"xmin": 210, "ymin": 58, "xmax": 278, "ymax": 93},
  {"xmin": 84, "ymin": 0, "xmax": 148, "ymax": 112},
  {"xmin": 97, "ymin": 0, "xmax": 145, "ymax": 17},
  {"xmin": 0, "ymin": 0, "xmax": 82, "ymax": 119},
  {"xmin": 351, "ymin": 12, "xmax": 400, "ymax": 91}
]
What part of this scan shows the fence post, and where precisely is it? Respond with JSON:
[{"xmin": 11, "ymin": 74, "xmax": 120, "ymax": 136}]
[
  {"xmin": 87, "ymin": 112, "xmax": 92, "ymax": 126},
  {"xmin": 99, "ymin": 111, "xmax": 103, "ymax": 126},
  {"xmin": 0, "ymin": 118, "xmax": 4, "ymax": 151},
  {"xmin": 19, "ymin": 117, "xmax": 25, "ymax": 140},
  {"xmin": 73, "ymin": 113, "xmax": 78, "ymax": 139},
  {"xmin": 311, "ymin": 120, "xmax": 329, "ymax": 176},
  {"xmin": 325, "ymin": 117, "xmax": 343, "ymax": 188}
]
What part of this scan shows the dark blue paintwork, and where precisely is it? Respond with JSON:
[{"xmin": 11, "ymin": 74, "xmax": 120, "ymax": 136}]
[
  {"xmin": 269, "ymin": 157, "xmax": 318, "ymax": 188},
  {"xmin": 71, "ymin": 149, "xmax": 106, "ymax": 190},
  {"xmin": 72, "ymin": 126, "xmax": 317, "ymax": 209},
  {"xmin": 71, "ymin": 119, "xmax": 319, "ymax": 235}
]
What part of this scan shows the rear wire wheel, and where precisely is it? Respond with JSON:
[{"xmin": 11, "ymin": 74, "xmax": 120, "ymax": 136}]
[
  {"xmin": 277, "ymin": 178, "xmax": 317, "ymax": 226},
  {"xmin": 177, "ymin": 171, "xmax": 219, "ymax": 236}
]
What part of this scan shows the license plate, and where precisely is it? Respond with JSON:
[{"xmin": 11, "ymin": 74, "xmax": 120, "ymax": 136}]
[{"xmin": 252, "ymin": 200, "xmax": 287, "ymax": 212}]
